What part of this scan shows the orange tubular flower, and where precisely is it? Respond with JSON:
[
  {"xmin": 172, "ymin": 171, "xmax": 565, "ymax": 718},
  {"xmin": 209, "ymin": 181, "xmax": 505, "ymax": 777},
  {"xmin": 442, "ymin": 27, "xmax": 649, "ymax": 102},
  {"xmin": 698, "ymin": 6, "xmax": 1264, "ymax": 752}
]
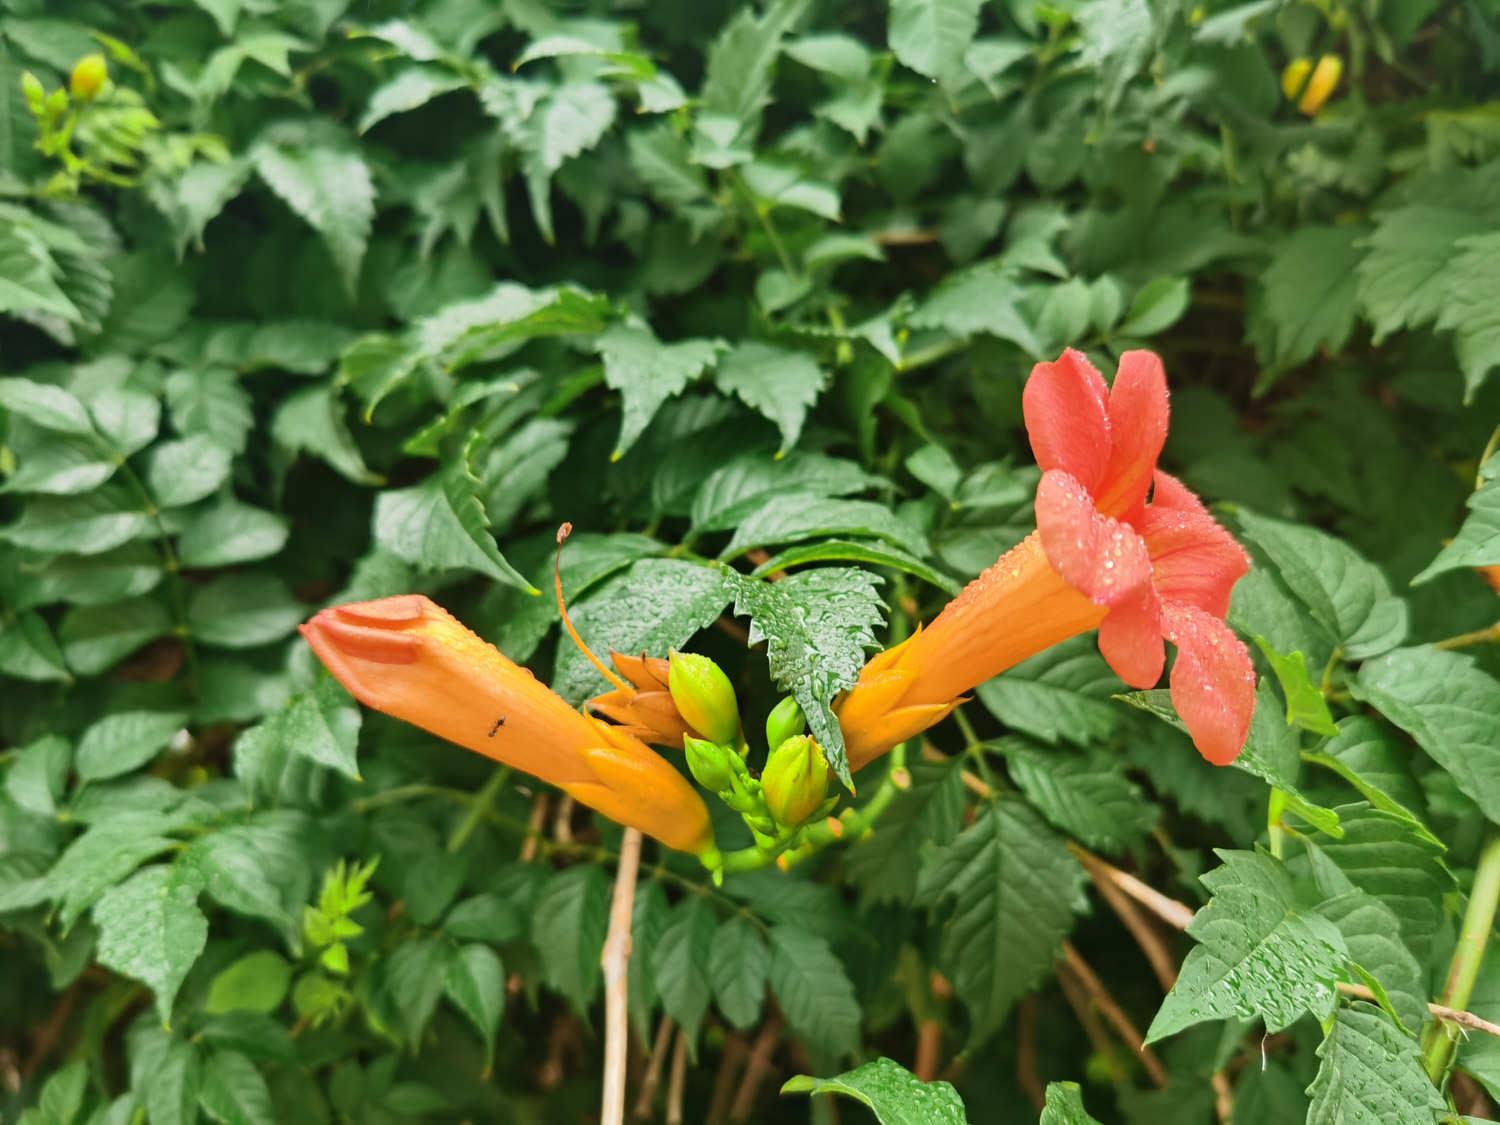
[
  {"xmin": 300, "ymin": 596, "xmax": 715, "ymax": 858},
  {"xmin": 838, "ymin": 348, "xmax": 1256, "ymax": 772},
  {"xmin": 586, "ymin": 652, "xmax": 697, "ymax": 747}
]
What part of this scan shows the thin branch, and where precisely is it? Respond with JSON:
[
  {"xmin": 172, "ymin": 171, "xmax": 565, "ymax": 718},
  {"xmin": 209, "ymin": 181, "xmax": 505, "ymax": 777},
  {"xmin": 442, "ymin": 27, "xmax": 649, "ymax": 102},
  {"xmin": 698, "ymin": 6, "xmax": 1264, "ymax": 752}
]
[
  {"xmin": 913, "ymin": 1019, "xmax": 943, "ymax": 1082},
  {"xmin": 519, "ymin": 792, "xmax": 549, "ymax": 862},
  {"xmin": 601, "ymin": 828, "xmax": 644, "ymax": 1125},
  {"xmin": 1015, "ymin": 996, "xmax": 1045, "ymax": 1110},
  {"xmin": 1060, "ymin": 942, "xmax": 1167, "ymax": 1087},
  {"xmin": 730, "ymin": 1014, "xmax": 782, "ymax": 1122},
  {"xmin": 1087, "ymin": 858, "xmax": 1179, "ymax": 991},
  {"xmin": 553, "ymin": 793, "xmax": 576, "ymax": 846},
  {"xmin": 1212, "ymin": 1071, "xmax": 1234, "ymax": 1124},
  {"xmin": 707, "ymin": 1034, "xmax": 749, "ymax": 1125},
  {"xmin": 1057, "ymin": 963, "xmax": 1127, "ymax": 1083},
  {"xmin": 1068, "ymin": 843, "xmax": 1197, "ymax": 931},
  {"xmin": 665, "ymin": 1026, "xmax": 689, "ymax": 1125},
  {"xmin": 633, "ymin": 1016, "xmax": 674, "ymax": 1120}
]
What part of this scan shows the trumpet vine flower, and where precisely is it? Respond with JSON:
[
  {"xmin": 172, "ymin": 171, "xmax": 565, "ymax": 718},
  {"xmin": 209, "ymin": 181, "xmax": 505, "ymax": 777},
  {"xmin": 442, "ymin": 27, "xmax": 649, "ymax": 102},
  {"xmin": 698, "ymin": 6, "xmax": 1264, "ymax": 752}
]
[
  {"xmin": 838, "ymin": 348, "xmax": 1255, "ymax": 771},
  {"xmin": 300, "ymin": 596, "xmax": 716, "ymax": 858}
]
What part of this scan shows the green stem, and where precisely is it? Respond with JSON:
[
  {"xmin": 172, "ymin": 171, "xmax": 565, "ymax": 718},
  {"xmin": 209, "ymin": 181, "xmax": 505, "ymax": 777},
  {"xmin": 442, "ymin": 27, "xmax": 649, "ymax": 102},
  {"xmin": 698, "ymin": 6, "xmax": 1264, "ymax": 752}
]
[
  {"xmin": 113, "ymin": 457, "xmax": 198, "ymax": 690},
  {"xmin": 446, "ymin": 767, "xmax": 511, "ymax": 853},
  {"xmin": 1421, "ymin": 828, "xmax": 1500, "ymax": 1084},
  {"xmin": 1267, "ymin": 789, "xmax": 1287, "ymax": 859},
  {"xmin": 1434, "ymin": 621, "xmax": 1500, "ymax": 652}
]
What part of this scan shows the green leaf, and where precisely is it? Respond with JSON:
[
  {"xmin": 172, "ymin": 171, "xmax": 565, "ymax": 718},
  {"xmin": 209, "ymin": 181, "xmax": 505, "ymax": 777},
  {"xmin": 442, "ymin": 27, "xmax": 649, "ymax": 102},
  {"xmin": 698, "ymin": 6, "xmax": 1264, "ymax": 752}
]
[
  {"xmin": 205, "ymin": 951, "xmax": 293, "ymax": 1015},
  {"xmin": 93, "ymin": 863, "xmax": 208, "ymax": 1025},
  {"xmin": 1438, "ymin": 232, "xmax": 1500, "ymax": 398},
  {"xmin": 75, "ymin": 710, "xmax": 186, "ymax": 782},
  {"xmin": 1254, "ymin": 638, "xmax": 1339, "ymax": 736},
  {"xmin": 5, "ymin": 735, "xmax": 70, "ymax": 817},
  {"xmin": 252, "ymin": 123, "xmax": 375, "ymax": 295},
  {"xmin": 908, "ymin": 261, "xmax": 1040, "ymax": 355},
  {"xmin": 1041, "ymin": 1082, "xmax": 1103, "ymax": 1124},
  {"xmin": 714, "ymin": 341, "xmax": 829, "ymax": 454},
  {"xmin": 888, "ymin": 0, "xmax": 985, "ymax": 81},
  {"xmin": 846, "ymin": 759, "xmax": 966, "ymax": 906},
  {"xmin": 1236, "ymin": 509, "xmax": 1407, "ymax": 660},
  {"xmin": 1252, "ymin": 226, "xmax": 1362, "ymax": 376},
  {"xmin": 1353, "ymin": 646, "xmax": 1500, "ymax": 824},
  {"xmin": 281, "ymin": 677, "xmax": 362, "ymax": 781},
  {"xmin": 1305, "ymin": 1003, "xmax": 1446, "ymax": 1124},
  {"xmin": 1075, "ymin": 0, "xmax": 1155, "ymax": 113},
  {"xmin": 0, "ymin": 225, "xmax": 80, "ymax": 323},
  {"xmin": 35, "ymin": 542, "xmax": 162, "ymax": 607},
  {"xmin": 1412, "ymin": 471, "xmax": 1499, "ymax": 583},
  {"xmin": 532, "ymin": 865, "xmax": 609, "ymax": 1014},
  {"xmin": 1117, "ymin": 276, "xmax": 1189, "ymax": 338},
  {"xmin": 164, "ymin": 369, "xmax": 253, "ymax": 455},
  {"xmin": 976, "ymin": 637, "xmax": 1121, "ymax": 748},
  {"xmin": 197, "ymin": 1049, "xmax": 274, "ymax": 1125},
  {"xmin": 180, "ymin": 815, "xmax": 304, "ymax": 938},
  {"xmin": 1314, "ymin": 885, "xmax": 1427, "ymax": 1035},
  {"xmin": 727, "ymin": 566, "xmax": 885, "ymax": 787},
  {"xmin": 177, "ymin": 497, "xmax": 290, "ymax": 569},
  {"xmin": 270, "ymin": 384, "xmax": 380, "ymax": 486},
  {"xmin": 628, "ymin": 125, "xmax": 709, "ymax": 207},
  {"xmin": 999, "ymin": 740, "xmax": 1157, "ymax": 851},
  {"xmin": 359, "ymin": 66, "xmax": 468, "ymax": 133},
  {"xmin": 188, "ymin": 573, "xmax": 304, "ymax": 649},
  {"xmin": 768, "ymin": 924, "xmax": 862, "ymax": 1058},
  {"xmin": 691, "ymin": 452, "xmax": 881, "ymax": 534},
  {"xmin": 48, "ymin": 820, "xmax": 181, "ymax": 929},
  {"xmin": 58, "ymin": 596, "xmax": 174, "ymax": 675},
  {"xmin": 381, "ymin": 938, "xmax": 448, "ymax": 1045},
  {"xmin": 373, "ymin": 454, "xmax": 534, "ymax": 592},
  {"xmin": 1, "ymin": 489, "xmax": 150, "ymax": 556},
  {"xmin": 444, "ymin": 943, "xmax": 505, "ymax": 1061},
  {"xmin": 782, "ymin": 1057, "xmax": 967, "ymax": 1123},
  {"xmin": 1, "ymin": 428, "xmax": 115, "ymax": 495},
  {"xmin": 709, "ymin": 915, "xmax": 769, "ymax": 1030},
  {"xmin": 752, "ymin": 539, "xmax": 961, "ymax": 596},
  {"xmin": 147, "ymin": 436, "xmax": 234, "ymax": 508},
  {"xmin": 128, "ymin": 1027, "xmax": 200, "ymax": 1125},
  {"xmin": 523, "ymin": 82, "xmax": 617, "ymax": 240},
  {"xmin": 701, "ymin": 0, "xmax": 805, "ymax": 124},
  {"xmin": 551, "ymin": 558, "xmax": 733, "ymax": 704},
  {"xmin": 1356, "ymin": 200, "xmax": 1490, "ymax": 343},
  {"xmin": 916, "ymin": 800, "xmax": 1084, "ymax": 1045},
  {"xmin": 1146, "ymin": 850, "xmax": 1345, "ymax": 1043},
  {"xmin": 0, "ymin": 376, "xmax": 93, "ymax": 434},
  {"xmin": 723, "ymin": 494, "xmax": 928, "ymax": 560},
  {"xmin": 0, "ymin": 612, "xmax": 71, "ymax": 682},
  {"xmin": 651, "ymin": 897, "xmax": 716, "ymax": 1053},
  {"xmin": 596, "ymin": 325, "xmax": 722, "ymax": 458},
  {"xmin": 1303, "ymin": 718, "xmax": 1429, "ymax": 829}
]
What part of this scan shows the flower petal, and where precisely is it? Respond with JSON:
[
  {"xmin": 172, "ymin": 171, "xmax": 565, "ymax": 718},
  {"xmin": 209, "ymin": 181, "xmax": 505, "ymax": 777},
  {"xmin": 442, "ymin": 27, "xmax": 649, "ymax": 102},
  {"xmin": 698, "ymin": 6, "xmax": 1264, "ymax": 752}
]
[
  {"xmin": 1162, "ymin": 604, "xmax": 1255, "ymax": 766},
  {"xmin": 1137, "ymin": 472, "xmax": 1251, "ymax": 618},
  {"xmin": 1098, "ymin": 586, "xmax": 1165, "ymax": 688},
  {"xmin": 1036, "ymin": 470, "xmax": 1153, "ymax": 606},
  {"xmin": 1095, "ymin": 350, "xmax": 1169, "ymax": 519},
  {"xmin": 1023, "ymin": 348, "xmax": 1111, "ymax": 494}
]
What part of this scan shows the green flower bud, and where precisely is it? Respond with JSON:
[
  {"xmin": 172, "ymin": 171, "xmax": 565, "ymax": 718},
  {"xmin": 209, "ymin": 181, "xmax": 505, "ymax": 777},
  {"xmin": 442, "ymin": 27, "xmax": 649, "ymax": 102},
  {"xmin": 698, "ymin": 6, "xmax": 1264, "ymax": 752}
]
[
  {"xmin": 668, "ymin": 650, "xmax": 740, "ymax": 746},
  {"xmin": 69, "ymin": 54, "xmax": 108, "ymax": 101},
  {"xmin": 761, "ymin": 735, "xmax": 829, "ymax": 829},
  {"xmin": 44, "ymin": 87, "xmax": 68, "ymax": 120},
  {"xmin": 683, "ymin": 734, "xmax": 735, "ymax": 793},
  {"xmin": 21, "ymin": 72, "xmax": 45, "ymax": 113},
  {"xmin": 764, "ymin": 696, "xmax": 805, "ymax": 752}
]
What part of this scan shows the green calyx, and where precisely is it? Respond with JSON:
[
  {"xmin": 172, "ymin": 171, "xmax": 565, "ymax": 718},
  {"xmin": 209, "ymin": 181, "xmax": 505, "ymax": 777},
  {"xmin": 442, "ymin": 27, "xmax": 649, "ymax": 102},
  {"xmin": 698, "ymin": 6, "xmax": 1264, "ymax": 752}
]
[
  {"xmin": 683, "ymin": 734, "xmax": 738, "ymax": 793},
  {"xmin": 761, "ymin": 735, "xmax": 830, "ymax": 829},
  {"xmin": 668, "ymin": 650, "xmax": 741, "ymax": 746}
]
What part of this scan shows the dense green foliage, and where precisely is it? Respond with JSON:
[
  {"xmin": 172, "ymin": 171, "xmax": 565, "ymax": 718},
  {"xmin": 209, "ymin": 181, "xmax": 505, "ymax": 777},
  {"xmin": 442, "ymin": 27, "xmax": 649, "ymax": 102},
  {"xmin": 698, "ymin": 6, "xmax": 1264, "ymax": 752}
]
[{"xmin": 3, "ymin": 0, "xmax": 1500, "ymax": 1121}]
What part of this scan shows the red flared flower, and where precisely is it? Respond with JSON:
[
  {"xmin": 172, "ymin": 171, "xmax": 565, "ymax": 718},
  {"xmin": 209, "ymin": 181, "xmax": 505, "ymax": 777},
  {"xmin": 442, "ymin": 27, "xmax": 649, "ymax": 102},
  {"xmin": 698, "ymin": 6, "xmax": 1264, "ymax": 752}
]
[{"xmin": 1025, "ymin": 349, "xmax": 1255, "ymax": 765}]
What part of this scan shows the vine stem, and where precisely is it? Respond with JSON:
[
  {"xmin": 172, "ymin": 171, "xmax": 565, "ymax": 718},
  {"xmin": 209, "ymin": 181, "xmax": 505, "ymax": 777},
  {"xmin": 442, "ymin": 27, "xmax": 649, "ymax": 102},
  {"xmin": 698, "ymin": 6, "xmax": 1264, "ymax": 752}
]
[
  {"xmin": 600, "ymin": 828, "xmax": 643, "ymax": 1125},
  {"xmin": 1423, "ymin": 828, "xmax": 1500, "ymax": 1082}
]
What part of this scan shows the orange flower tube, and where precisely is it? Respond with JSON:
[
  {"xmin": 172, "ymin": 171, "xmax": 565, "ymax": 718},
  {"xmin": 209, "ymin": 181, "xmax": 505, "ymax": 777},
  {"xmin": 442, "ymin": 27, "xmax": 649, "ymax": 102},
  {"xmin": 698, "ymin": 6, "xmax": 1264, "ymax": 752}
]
[{"xmin": 300, "ymin": 595, "xmax": 715, "ymax": 857}]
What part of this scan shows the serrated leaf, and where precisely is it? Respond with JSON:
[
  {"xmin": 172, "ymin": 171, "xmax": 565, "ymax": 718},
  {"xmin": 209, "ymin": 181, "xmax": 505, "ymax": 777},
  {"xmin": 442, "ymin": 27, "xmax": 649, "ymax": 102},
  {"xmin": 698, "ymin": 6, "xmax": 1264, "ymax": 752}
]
[
  {"xmin": 1304, "ymin": 718, "xmax": 1429, "ymax": 829},
  {"xmin": 75, "ymin": 710, "xmax": 186, "ymax": 782},
  {"xmin": 596, "ymin": 325, "xmax": 722, "ymax": 458},
  {"xmin": 1438, "ymin": 232, "xmax": 1500, "ymax": 398},
  {"xmin": 1237, "ymin": 509, "xmax": 1407, "ymax": 659},
  {"xmin": 888, "ymin": 0, "xmax": 985, "ymax": 81},
  {"xmin": 180, "ymin": 815, "xmax": 305, "ymax": 940},
  {"xmin": 628, "ymin": 125, "xmax": 708, "ymax": 207},
  {"xmin": 846, "ymin": 758, "xmax": 966, "ymax": 906},
  {"xmin": 977, "ymin": 637, "xmax": 1120, "ymax": 747},
  {"xmin": 782, "ymin": 1057, "xmax": 967, "ymax": 1123},
  {"xmin": 1118, "ymin": 275, "xmax": 1189, "ymax": 337},
  {"xmin": 769, "ymin": 924, "xmax": 862, "ymax": 1058},
  {"xmin": 652, "ymin": 897, "xmax": 716, "ymax": 1053},
  {"xmin": 1146, "ymin": 850, "xmax": 1345, "ymax": 1043},
  {"xmin": 908, "ymin": 261, "xmax": 1040, "ymax": 354},
  {"xmin": 444, "ymin": 943, "xmax": 504, "ymax": 1061},
  {"xmin": 0, "ymin": 225, "xmax": 80, "ymax": 323},
  {"xmin": 380, "ymin": 938, "xmax": 448, "ymax": 1045},
  {"xmin": 281, "ymin": 677, "xmax": 362, "ymax": 780},
  {"xmin": 552, "ymin": 558, "xmax": 733, "ymax": 704},
  {"xmin": 1041, "ymin": 1082, "xmax": 1102, "ymax": 1124},
  {"xmin": 359, "ymin": 66, "xmax": 467, "ymax": 133},
  {"xmin": 1314, "ymin": 886, "xmax": 1427, "ymax": 1035},
  {"xmin": 1076, "ymin": 0, "xmax": 1154, "ymax": 112},
  {"xmin": 999, "ymin": 740, "xmax": 1157, "ymax": 851},
  {"xmin": 723, "ymin": 494, "xmax": 928, "ymax": 560},
  {"xmin": 916, "ymin": 800, "xmax": 1084, "ymax": 1045},
  {"xmin": 1254, "ymin": 637, "xmax": 1339, "ymax": 736},
  {"xmin": 714, "ymin": 341, "xmax": 829, "ymax": 454},
  {"xmin": 147, "ymin": 435, "xmax": 234, "ymax": 508},
  {"xmin": 197, "ymin": 1049, "xmax": 274, "ymax": 1125},
  {"xmin": 691, "ymin": 451, "xmax": 881, "ymax": 534},
  {"xmin": 164, "ymin": 368, "xmax": 253, "ymax": 455},
  {"xmin": 752, "ymin": 539, "xmax": 961, "ymax": 596},
  {"xmin": 205, "ymin": 951, "xmax": 292, "ymax": 1015},
  {"xmin": 1305, "ymin": 1003, "xmax": 1445, "ymax": 1124},
  {"xmin": 270, "ymin": 384, "xmax": 380, "ymax": 486},
  {"xmin": 1252, "ymin": 226, "xmax": 1362, "ymax": 377},
  {"xmin": 727, "ymin": 567, "xmax": 885, "ymax": 787},
  {"xmin": 701, "ymin": 0, "xmax": 804, "ymax": 124},
  {"xmin": 252, "ymin": 124, "xmax": 375, "ymax": 295},
  {"xmin": 1, "ymin": 428, "xmax": 115, "ymax": 495},
  {"xmin": 44, "ymin": 820, "xmax": 179, "ymax": 929},
  {"xmin": 1357, "ymin": 201, "xmax": 1490, "ymax": 343},
  {"xmin": 94, "ymin": 863, "xmax": 208, "ymax": 1025},
  {"xmin": 532, "ymin": 865, "xmax": 609, "ymax": 1014},
  {"xmin": 709, "ymin": 915, "xmax": 769, "ymax": 1030},
  {"xmin": 1413, "ymin": 471, "xmax": 1499, "ymax": 582},
  {"xmin": 188, "ymin": 573, "xmax": 303, "ymax": 649}
]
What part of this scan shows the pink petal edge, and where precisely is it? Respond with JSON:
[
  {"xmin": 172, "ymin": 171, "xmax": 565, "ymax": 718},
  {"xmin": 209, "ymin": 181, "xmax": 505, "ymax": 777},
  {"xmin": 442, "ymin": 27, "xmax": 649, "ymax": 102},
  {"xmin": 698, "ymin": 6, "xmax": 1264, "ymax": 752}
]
[
  {"xmin": 1162, "ymin": 604, "xmax": 1255, "ymax": 766},
  {"xmin": 1023, "ymin": 349, "xmax": 1111, "ymax": 495},
  {"xmin": 1036, "ymin": 470, "xmax": 1154, "ymax": 607}
]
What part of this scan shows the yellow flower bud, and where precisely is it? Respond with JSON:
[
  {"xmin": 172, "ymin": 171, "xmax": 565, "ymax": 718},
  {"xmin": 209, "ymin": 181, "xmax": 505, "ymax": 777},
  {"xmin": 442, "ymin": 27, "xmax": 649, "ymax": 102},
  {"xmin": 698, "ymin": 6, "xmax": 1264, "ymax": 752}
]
[
  {"xmin": 1298, "ymin": 55, "xmax": 1342, "ymax": 117},
  {"xmin": 1281, "ymin": 58, "xmax": 1312, "ymax": 102},
  {"xmin": 764, "ymin": 696, "xmax": 805, "ymax": 753},
  {"xmin": 69, "ymin": 54, "xmax": 108, "ymax": 102},
  {"xmin": 761, "ymin": 735, "xmax": 829, "ymax": 829},
  {"xmin": 668, "ymin": 650, "xmax": 740, "ymax": 746}
]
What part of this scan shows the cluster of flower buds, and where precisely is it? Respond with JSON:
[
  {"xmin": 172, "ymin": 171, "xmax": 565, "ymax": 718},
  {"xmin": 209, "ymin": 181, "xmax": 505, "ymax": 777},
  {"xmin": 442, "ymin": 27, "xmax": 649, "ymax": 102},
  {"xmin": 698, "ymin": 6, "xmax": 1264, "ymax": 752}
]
[
  {"xmin": 668, "ymin": 653, "xmax": 835, "ymax": 856},
  {"xmin": 1281, "ymin": 54, "xmax": 1342, "ymax": 116}
]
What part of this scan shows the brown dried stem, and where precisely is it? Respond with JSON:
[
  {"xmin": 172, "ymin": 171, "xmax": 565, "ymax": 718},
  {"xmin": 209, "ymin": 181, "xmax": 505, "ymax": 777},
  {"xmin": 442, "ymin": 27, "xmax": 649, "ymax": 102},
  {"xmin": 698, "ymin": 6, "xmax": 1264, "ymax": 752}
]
[
  {"xmin": 1060, "ymin": 941, "xmax": 1168, "ymax": 1087},
  {"xmin": 729, "ymin": 1014, "xmax": 782, "ymax": 1122},
  {"xmin": 600, "ymin": 828, "xmax": 643, "ymax": 1125},
  {"xmin": 633, "ymin": 1016, "xmax": 674, "ymax": 1120}
]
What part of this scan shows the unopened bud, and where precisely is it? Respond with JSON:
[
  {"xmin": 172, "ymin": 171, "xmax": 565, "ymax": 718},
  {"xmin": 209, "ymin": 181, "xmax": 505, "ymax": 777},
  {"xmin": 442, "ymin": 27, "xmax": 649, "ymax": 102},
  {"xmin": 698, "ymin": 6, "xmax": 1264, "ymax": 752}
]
[
  {"xmin": 684, "ymin": 735, "xmax": 735, "ymax": 793},
  {"xmin": 761, "ymin": 735, "xmax": 829, "ymax": 829},
  {"xmin": 44, "ymin": 88, "xmax": 68, "ymax": 120},
  {"xmin": 764, "ymin": 696, "xmax": 805, "ymax": 752},
  {"xmin": 69, "ymin": 54, "xmax": 108, "ymax": 101},
  {"xmin": 1298, "ymin": 55, "xmax": 1341, "ymax": 116},
  {"xmin": 1280, "ymin": 57, "xmax": 1312, "ymax": 102},
  {"xmin": 668, "ymin": 650, "xmax": 740, "ymax": 746},
  {"xmin": 21, "ymin": 72, "xmax": 45, "ymax": 113}
]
